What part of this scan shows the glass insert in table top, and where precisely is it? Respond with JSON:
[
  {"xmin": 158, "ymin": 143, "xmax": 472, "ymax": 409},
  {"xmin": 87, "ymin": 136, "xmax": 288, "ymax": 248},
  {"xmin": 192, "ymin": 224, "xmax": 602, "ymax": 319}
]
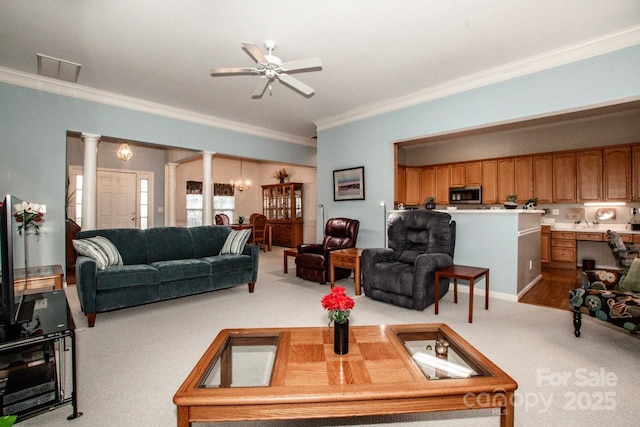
[{"xmin": 198, "ymin": 334, "xmax": 279, "ymax": 388}]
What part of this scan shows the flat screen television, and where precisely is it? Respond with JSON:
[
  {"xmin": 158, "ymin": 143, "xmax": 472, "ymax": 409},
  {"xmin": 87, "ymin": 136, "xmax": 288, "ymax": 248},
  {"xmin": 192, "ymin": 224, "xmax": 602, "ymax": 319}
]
[{"xmin": 0, "ymin": 194, "xmax": 35, "ymax": 327}]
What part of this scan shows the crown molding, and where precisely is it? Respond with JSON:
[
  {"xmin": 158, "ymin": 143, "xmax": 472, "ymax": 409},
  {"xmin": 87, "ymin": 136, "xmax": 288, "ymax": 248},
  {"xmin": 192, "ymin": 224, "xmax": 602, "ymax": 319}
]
[
  {"xmin": 0, "ymin": 66, "xmax": 315, "ymax": 147},
  {"xmin": 315, "ymin": 24, "xmax": 640, "ymax": 132}
]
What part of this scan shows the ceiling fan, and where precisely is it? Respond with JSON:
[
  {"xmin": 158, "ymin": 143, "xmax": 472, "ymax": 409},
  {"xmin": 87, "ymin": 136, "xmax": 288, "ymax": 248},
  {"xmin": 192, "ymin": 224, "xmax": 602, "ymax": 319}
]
[{"xmin": 210, "ymin": 40, "xmax": 322, "ymax": 98}]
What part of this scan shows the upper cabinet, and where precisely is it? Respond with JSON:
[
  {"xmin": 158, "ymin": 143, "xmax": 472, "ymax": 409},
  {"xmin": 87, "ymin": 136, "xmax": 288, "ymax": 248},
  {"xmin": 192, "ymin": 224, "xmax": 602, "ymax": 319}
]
[
  {"xmin": 450, "ymin": 164, "xmax": 465, "ymax": 187},
  {"xmin": 396, "ymin": 165, "xmax": 406, "ymax": 204},
  {"xmin": 420, "ymin": 167, "xmax": 436, "ymax": 204},
  {"xmin": 481, "ymin": 160, "xmax": 498, "ymax": 204},
  {"xmin": 634, "ymin": 146, "xmax": 640, "ymax": 202},
  {"xmin": 514, "ymin": 156, "xmax": 533, "ymax": 203},
  {"xmin": 553, "ymin": 152, "xmax": 576, "ymax": 203},
  {"xmin": 532, "ymin": 154, "xmax": 553, "ymax": 204},
  {"xmin": 603, "ymin": 146, "xmax": 631, "ymax": 202},
  {"xmin": 497, "ymin": 158, "xmax": 514, "ymax": 203},
  {"xmin": 395, "ymin": 143, "xmax": 638, "ymax": 206},
  {"xmin": 405, "ymin": 167, "xmax": 422, "ymax": 205},
  {"xmin": 434, "ymin": 165, "xmax": 451, "ymax": 204},
  {"xmin": 577, "ymin": 150, "xmax": 602, "ymax": 202},
  {"xmin": 465, "ymin": 161, "xmax": 483, "ymax": 186}
]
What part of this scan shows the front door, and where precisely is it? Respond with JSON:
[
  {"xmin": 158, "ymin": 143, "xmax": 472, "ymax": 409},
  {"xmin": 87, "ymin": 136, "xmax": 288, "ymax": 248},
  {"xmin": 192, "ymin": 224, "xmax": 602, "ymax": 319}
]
[{"xmin": 97, "ymin": 170, "xmax": 137, "ymax": 229}]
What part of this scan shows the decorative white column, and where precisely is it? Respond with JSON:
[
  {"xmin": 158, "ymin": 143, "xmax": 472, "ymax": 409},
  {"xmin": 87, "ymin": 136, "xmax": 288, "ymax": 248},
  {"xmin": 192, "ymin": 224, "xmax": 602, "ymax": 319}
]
[
  {"xmin": 81, "ymin": 133, "xmax": 100, "ymax": 230},
  {"xmin": 202, "ymin": 151, "xmax": 214, "ymax": 225},
  {"xmin": 166, "ymin": 163, "xmax": 178, "ymax": 226}
]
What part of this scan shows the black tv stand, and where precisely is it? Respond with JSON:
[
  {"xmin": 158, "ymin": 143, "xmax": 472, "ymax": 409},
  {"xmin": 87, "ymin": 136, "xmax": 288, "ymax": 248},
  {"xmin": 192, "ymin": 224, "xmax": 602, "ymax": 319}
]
[{"xmin": 0, "ymin": 290, "xmax": 81, "ymax": 422}]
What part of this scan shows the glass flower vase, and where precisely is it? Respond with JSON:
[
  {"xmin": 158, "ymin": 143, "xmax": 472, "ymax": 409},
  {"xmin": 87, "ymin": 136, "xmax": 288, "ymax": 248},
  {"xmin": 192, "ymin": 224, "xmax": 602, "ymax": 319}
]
[{"xmin": 334, "ymin": 319, "xmax": 349, "ymax": 355}]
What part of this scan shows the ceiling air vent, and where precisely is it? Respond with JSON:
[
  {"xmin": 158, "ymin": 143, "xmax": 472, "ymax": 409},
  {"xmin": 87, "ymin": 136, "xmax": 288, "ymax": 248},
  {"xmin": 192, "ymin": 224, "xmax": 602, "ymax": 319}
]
[{"xmin": 37, "ymin": 53, "xmax": 81, "ymax": 83}]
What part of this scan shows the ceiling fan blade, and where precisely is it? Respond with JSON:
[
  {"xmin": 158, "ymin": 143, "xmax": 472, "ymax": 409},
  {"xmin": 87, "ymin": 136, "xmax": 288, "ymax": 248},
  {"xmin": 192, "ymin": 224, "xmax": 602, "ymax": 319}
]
[
  {"xmin": 277, "ymin": 73, "xmax": 314, "ymax": 96},
  {"xmin": 251, "ymin": 77, "xmax": 270, "ymax": 98},
  {"xmin": 210, "ymin": 67, "xmax": 258, "ymax": 76},
  {"xmin": 241, "ymin": 41, "xmax": 268, "ymax": 64},
  {"xmin": 280, "ymin": 57, "xmax": 322, "ymax": 73}
]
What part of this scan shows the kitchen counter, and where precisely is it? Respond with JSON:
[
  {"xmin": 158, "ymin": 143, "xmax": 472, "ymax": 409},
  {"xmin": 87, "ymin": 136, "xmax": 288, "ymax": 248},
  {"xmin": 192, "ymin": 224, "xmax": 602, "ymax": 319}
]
[{"xmin": 544, "ymin": 222, "xmax": 640, "ymax": 234}]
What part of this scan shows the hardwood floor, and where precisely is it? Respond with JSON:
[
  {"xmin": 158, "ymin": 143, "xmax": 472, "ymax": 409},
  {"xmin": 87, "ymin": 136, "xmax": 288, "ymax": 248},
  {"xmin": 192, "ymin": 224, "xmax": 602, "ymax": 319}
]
[{"xmin": 519, "ymin": 266, "xmax": 582, "ymax": 311}]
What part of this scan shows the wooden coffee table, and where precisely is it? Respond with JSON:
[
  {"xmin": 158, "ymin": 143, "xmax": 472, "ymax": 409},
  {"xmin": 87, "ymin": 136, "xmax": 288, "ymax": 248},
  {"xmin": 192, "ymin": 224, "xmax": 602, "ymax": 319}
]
[{"xmin": 174, "ymin": 323, "xmax": 517, "ymax": 426}]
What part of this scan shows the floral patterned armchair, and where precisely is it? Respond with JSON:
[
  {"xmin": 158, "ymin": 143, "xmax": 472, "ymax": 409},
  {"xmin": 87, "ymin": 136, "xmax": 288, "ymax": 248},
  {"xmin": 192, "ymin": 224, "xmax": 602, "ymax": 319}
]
[{"xmin": 569, "ymin": 268, "xmax": 640, "ymax": 337}]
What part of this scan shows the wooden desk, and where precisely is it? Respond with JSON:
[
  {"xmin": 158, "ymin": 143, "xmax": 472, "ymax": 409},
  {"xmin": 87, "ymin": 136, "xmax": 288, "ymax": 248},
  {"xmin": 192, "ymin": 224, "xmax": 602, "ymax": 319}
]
[
  {"xmin": 435, "ymin": 265, "xmax": 489, "ymax": 323},
  {"xmin": 283, "ymin": 248, "xmax": 297, "ymax": 273},
  {"xmin": 329, "ymin": 248, "xmax": 363, "ymax": 295},
  {"xmin": 174, "ymin": 324, "xmax": 517, "ymax": 427},
  {"xmin": 14, "ymin": 264, "xmax": 64, "ymax": 293}
]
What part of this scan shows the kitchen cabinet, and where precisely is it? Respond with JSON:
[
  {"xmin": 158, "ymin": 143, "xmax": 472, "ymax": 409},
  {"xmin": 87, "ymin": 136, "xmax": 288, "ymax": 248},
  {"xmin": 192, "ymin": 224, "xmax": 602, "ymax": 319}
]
[
  {"xmin": 450, "ymin": 163, "xmax": 465, "ymax": 187},
  {"xmin": 634, "ymin": 146, "xmax": 640, "ymax": 202},
  {"xmin": 514, "ymin": 156, "xmax": 533, "ymax": 203},
  {"xmin": 541, "ymin": 225, "xmax": 551, "ymax": 263},
  {"xmin": 420, "ymin": 166, "xmax": 436, "ymax": 205},
  {"xmin": 481, "ymin": 160, "xmax": 498, "ymax": 204},
  {"xmin": 532, "ymin": 154, "xmax": 553, "ymax": 204},
  {"xmin": 497, "ymin": 158, "xmax": 514, "ymax": 203},
  {"xmin": 405, "ymin": 167, "xmax": 422, "ymax": 205},
  {"xmin": 465, "ymin": 161, "xmax": 482, "ymax": 186},
  {"xmin": 577, "ymin": 149, "xmax": 602, "ymax": 202},
  {"xmin": 553, "ymin": 152, "xmax": 576, "ymax": 203},
  {"xmin": 434, "ymin": 165, "xmax": 450, "ymax": 204},
  {"xmin": 396, "ymin": 165, "xmax": 406, "ymax": 204},
  {"xmin": 603, "ymin": 146, "xmax": 631, "ymax": 201},
  {"xmin": 551, "ymin": 231, "xmax": 576, "ymax": 263}
]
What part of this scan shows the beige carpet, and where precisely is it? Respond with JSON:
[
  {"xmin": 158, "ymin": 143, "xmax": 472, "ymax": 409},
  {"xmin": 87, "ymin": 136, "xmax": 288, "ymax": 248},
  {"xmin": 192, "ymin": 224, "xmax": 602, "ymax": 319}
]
[{"xmin": 20, "ymin": 247, "xmax": 638, "ymax": 427}]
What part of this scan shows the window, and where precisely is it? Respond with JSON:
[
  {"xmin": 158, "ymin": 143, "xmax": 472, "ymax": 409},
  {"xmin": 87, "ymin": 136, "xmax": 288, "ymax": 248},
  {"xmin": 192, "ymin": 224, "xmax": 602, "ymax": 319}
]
[
  {"xmin": 74, "ymin": 174, "xmax": 83, "ymax": 227},
  {"xmin": 139, "ymin": 178, "xmax": 149, "ymax": 229},
  {"xmin": 186, "ymin": 181, "xmax": 235, "ymax": 227}
]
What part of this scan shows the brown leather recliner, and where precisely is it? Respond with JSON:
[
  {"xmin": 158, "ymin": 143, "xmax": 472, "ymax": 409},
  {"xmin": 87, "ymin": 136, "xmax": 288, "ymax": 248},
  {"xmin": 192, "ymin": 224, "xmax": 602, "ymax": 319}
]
[{"xmin": 295, "ymin": 218, "xmax": 360, "ymax": 284}]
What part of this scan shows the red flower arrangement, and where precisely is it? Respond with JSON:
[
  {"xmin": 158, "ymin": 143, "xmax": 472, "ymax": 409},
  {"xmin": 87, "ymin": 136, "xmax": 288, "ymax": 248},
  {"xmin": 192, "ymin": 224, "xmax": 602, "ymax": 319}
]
[{"xmin": 321, "ymin": 286, "xmax": 355, "ymax": 325}]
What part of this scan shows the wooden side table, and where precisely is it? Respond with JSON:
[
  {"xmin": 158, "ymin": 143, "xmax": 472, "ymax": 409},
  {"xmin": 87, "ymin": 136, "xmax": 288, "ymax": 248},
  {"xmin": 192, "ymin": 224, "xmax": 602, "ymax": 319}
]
[
  {"xmin": 283, "ymin": 248, "xmax": 297, "ymax": 273},
  {"xmin": 329, "ymin": 248, "xmax": 363, "ymax": 295},
  {"xmin": 14, "ymin": 264, "xmax": 64, "ymax": 293},
  {"xmin": 434, "ymin": 265, "xmax": 489, "ymax": 323}
]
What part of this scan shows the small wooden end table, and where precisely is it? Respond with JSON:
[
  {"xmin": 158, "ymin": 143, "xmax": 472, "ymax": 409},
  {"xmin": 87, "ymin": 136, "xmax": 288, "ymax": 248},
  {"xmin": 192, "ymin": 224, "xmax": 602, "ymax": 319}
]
[
  {"xmin": 283, "ymin": 248, "xmax": 297, "ymax": 273},
  {"xmin": 14, "ymin": 264, "xmax": 64, "ymax": 293},
  {"xmin": 434, "ymin": 265, "xmax": 489, "ymax": 323},
  {"xmin": 329, "ymin": 248, "xmax": 363, "ymax": 295}
]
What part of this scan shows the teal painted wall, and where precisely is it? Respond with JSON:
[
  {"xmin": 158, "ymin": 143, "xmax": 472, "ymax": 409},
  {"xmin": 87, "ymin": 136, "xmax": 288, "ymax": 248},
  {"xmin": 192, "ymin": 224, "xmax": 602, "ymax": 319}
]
[
  {"xmin": 0, "ymin": 83, "xmax": 316, "ymax": 270},
  {"xmin": 317, "ymin": 45, "xmax": 640, "ymax": 249}
]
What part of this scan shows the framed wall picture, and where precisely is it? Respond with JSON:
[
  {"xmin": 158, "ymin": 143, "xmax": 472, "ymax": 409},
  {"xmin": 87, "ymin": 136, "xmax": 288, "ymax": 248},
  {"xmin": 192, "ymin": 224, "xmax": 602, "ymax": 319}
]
[{"xmin": 333, "ymin": 166, "xmax": 365, "ymax": 201}]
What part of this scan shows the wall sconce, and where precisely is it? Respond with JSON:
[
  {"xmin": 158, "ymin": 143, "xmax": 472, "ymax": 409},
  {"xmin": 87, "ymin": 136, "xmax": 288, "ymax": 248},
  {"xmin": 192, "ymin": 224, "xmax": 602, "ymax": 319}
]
[{"xmin": 116, "ymin": 142, "xmax": 134, "ymax": 161}]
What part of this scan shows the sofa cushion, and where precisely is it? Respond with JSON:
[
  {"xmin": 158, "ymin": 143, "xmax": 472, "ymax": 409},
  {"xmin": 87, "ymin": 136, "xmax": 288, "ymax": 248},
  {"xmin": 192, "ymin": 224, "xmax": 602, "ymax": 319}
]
[
  {"xmin": 150, "ymin": 259, "xmax": 211, "ymax": 282},
  {"xmin": 73, "ymin": 236, "xmax": 123, "ymax": 270},
  {"xmin": 619, "ymin": 258, "xmax": 640, "ymax": 292},
  {"xmin": 220, "ymin": 228, "xmax": 252, "ymax": 255},
  {"xmin": 146, "ymin": 227, "xmax": 194, "ymax": 262},
  {"xmin": 96, "ymin": 264, "xmax": 161, "ymax": 291},
  {"xmin": 203, "ymin": 254, "xmax": 253, "ymax": 274},
  {"xmin": 190, "ymin": 225, "xmax": 230, "ymax": 258}
]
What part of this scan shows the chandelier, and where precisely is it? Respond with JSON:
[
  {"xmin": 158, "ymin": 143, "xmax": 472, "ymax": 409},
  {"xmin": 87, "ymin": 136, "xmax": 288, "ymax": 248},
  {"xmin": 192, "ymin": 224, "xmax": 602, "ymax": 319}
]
[
  {"xmin": 230, "ymin": 159, "xmax": 251, "ymax": 191},
  {"xmin": 116, "ymin": 142, "xmax": 134, "ymax": 161}
]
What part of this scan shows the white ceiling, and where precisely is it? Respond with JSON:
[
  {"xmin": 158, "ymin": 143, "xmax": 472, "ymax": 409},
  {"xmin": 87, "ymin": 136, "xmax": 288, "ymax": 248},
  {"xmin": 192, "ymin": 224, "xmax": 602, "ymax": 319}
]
[{"xmin": 1, "ymin": 1, "xmax": 640, "ymax": 143}]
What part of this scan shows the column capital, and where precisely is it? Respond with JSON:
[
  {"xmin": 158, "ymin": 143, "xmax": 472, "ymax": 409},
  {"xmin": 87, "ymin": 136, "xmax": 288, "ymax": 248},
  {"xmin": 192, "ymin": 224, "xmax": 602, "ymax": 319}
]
[
  {"xmin": 81, "ymin": 132, "xmax": 101, "ymax": 141},
  {"xmin": 201, "ymin": 151, "xmax": 215, "ymax": 157}
]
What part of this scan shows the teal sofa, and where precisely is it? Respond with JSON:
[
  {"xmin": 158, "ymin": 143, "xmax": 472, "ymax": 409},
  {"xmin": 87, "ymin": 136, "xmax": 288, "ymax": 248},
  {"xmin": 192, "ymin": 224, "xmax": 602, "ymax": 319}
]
[{"xmin": 75, "ymin": 226, "xmax": 258, "ymax": 327}]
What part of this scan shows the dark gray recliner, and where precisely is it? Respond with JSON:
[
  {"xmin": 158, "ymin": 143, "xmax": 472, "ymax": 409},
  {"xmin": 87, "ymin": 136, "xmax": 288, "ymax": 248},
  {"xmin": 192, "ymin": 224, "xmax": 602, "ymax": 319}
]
[{"xmin": 361, "ymin": 210, "xmax": 456, "ymax": 310}]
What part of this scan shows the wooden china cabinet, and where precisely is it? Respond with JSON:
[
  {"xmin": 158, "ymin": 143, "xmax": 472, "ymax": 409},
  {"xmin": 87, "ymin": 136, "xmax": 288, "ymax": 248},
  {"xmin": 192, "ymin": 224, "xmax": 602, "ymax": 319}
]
[{"xmin": 262, "ymin": 183, "xmax": 303, "ymax": 247}]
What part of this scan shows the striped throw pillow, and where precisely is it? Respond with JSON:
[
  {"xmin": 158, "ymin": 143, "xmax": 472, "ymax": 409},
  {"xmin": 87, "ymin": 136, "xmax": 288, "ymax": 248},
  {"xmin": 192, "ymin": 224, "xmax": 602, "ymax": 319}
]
[
  {"xmin": 73, "ymin": 236, "xmax": 123, "ymax": 270},
  {"xmin": 219, "ymin": 228, "xmax": 252, "ymax": 255}
]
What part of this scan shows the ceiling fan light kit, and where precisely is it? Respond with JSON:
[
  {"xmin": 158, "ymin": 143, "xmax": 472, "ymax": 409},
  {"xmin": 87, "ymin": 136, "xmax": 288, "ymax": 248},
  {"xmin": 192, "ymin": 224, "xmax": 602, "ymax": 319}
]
[{"xmin": 210, "ymin": 40, "xmax": 322, "ymax": 98}]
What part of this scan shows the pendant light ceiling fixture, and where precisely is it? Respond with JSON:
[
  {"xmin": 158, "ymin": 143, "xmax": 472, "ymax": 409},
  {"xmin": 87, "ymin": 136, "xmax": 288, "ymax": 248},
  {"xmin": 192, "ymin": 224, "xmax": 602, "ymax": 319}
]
[
  {"xmin": 116, "ymin": 142, "xmax": 134, "ymax": 161},
  {"xmin": 231, "ymin": 158, "xmax": 251, "ymax": 191}
]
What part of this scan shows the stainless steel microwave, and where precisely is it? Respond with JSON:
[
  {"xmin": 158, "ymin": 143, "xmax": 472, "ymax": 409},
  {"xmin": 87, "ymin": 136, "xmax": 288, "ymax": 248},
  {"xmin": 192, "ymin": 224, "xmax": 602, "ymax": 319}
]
[{"xmin": 449, "ymin": 186, "xmax": 482, "ymax": 204}]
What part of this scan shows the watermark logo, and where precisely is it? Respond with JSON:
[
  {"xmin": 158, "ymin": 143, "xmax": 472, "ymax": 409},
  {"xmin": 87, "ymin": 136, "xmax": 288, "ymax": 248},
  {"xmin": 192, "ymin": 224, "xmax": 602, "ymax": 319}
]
[{"xmin": 463, "ymin": 367, "xmax": 618, "ymax": 413}]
